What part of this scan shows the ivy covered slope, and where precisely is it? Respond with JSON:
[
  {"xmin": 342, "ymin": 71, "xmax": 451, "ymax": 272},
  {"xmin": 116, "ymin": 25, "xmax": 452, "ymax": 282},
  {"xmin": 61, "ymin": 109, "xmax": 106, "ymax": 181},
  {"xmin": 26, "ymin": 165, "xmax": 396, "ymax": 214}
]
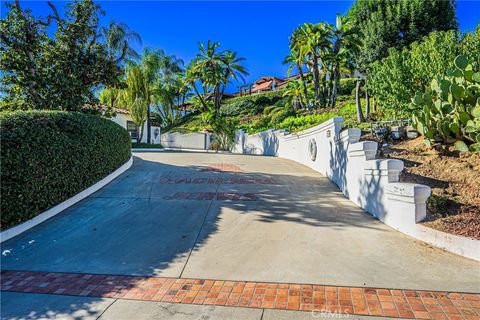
[
  {"xmin": 0, "ymin": 111, "xmax": 131, "ymax": 230},
  {"xmin": 411, "ymin": 55, "xmax": 480, "ymax": 152}
]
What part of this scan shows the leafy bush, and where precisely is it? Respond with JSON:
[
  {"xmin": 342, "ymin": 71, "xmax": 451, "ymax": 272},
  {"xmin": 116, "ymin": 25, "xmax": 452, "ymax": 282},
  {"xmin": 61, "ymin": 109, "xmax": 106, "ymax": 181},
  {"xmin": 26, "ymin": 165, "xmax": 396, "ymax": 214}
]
[
  {"xmin": 277, "ymin": 113, "xmax": 336, "ymax": 132},
  {"xmin": 411, "ymin": 55, "xmax": 480, "ymax": 152},
  {"xmin": 0, "ymin": 111, "xmax": 131, "ymax": 229},
  {"xmin": 209, "ymin": 115, "xmax": 238, "ymax": 151},
  {"xmin": 338, "ymin": 78, "xmax": 360, "ymax": 96},
  {"xmin": 269, "ymin": 106, "xmax": 294, "ymax": 125},
  {"xmin": 369, "ymin": 28, "xmax": 480, "ymax": 112}
]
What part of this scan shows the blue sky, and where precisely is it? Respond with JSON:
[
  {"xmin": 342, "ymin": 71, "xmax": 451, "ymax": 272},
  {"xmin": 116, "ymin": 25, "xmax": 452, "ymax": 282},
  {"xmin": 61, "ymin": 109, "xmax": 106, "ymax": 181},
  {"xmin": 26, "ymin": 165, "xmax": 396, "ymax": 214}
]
[{"xmin": 2, "ymin": 1, "xmax": 479, "ymax": 93}]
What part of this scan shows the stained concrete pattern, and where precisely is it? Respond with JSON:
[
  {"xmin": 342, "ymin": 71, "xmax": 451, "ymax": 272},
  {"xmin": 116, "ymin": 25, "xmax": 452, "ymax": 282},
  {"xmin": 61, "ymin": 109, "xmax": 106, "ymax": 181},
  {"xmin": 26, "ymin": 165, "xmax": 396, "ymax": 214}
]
[{"xmin": 1, "ymin": 152, "xmax": 479, "ymax": 293}]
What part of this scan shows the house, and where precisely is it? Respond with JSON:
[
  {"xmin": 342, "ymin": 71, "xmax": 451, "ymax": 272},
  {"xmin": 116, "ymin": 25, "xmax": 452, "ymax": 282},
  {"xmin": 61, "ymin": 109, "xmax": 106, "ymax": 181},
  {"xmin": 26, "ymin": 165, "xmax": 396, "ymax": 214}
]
[
  {"xmin": 235, "ymin": 74, "xmax": 302, "ymax": 96},
  {"xmin": 108, "ymin": 107, "xmax": 161, "ymax": 144},
  {"xmin": 250, "ymin": 76, "xmax": 285, "ymax": 94}
]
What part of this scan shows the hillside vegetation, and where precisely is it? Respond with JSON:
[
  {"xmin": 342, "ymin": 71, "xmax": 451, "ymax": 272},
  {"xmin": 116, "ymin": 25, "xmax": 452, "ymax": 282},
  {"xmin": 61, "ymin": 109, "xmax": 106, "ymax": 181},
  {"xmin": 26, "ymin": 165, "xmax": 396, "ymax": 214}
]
[{"xmin": 164, "ymin": 81, "xmax": 392, "ymax": 135}]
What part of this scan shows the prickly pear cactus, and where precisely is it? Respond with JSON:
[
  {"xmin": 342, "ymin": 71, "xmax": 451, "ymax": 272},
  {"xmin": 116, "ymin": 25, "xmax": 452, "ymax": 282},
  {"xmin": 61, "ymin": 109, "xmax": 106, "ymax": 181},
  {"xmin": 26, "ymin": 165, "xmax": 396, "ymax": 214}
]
[{"xmin": 411, "ymin": 55, "xmax": 480, "ymax": 152}]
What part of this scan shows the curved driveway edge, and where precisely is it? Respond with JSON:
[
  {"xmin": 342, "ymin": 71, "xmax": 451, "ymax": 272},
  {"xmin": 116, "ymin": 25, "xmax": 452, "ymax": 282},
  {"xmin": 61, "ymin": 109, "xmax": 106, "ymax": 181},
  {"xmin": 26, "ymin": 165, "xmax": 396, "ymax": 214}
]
[{"xmin": 0, "ymin": 156, "xmax": 133, "ymax": 243}]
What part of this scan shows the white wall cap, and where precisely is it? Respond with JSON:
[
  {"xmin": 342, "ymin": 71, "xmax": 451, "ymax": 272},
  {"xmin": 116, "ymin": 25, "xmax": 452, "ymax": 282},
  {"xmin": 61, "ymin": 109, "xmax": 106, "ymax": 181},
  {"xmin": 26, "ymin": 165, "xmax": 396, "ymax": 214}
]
[
  {"xmin": 283, "ymin": 117, "xmax": 344, "ymax": 140},
  {"xmin": 338, "ymin": 128, "xmax": 361, "ymax": 144},
  {"xmin": 348, "ymin": 141, "xmax": 377, "ymax": 160},
  {"xmin": 364, "ymin": 159, "xmax": 404, "ymax": 172},
  {"xmin": 386, "ymin": 182, "xmax": 432, "ymax": 199}
]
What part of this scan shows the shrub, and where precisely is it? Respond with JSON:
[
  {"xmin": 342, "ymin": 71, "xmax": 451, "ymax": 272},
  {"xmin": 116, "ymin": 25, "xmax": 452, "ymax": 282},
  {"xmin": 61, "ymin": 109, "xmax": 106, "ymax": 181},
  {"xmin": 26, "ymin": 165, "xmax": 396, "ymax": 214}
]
[
  {"xmin": 0, "ymin": 111, "xmax": 131, "ymax": 229},
  {"xmin": 338, "ymin": 78, "xmax": 360, "ymax": 96},
  {"xmin": 411, "ymin": 55, "xmax": 480, "ymax": 152},
  {"xmin": 277, "ymin": 113, "xmax": 336, "ymax": 132},
  {"xmin": 209, "ymin": 115, "xmax": 238, "ymax": 151},
  {"xmin": 368, "ymin": 28, "xmax": 480, "ymax": 112},
  {"xmin": 269, "ymin": 107, "xmax": 294, "ymax": 125}
]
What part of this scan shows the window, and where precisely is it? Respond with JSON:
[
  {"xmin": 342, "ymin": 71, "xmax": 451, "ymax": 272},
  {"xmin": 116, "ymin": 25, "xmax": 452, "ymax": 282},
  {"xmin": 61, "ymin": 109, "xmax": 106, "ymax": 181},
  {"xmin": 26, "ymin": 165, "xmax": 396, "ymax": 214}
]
[{"xmin": 126, "ymin": 121, "xmax": 138, "ymax": 140}]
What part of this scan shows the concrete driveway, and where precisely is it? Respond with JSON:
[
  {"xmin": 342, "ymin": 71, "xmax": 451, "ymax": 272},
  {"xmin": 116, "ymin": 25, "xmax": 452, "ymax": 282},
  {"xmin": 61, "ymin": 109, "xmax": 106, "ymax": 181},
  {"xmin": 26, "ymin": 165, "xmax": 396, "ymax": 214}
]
[{"xmin": 1, "ymin": 152, "xmax": 479, "ymax": 293}]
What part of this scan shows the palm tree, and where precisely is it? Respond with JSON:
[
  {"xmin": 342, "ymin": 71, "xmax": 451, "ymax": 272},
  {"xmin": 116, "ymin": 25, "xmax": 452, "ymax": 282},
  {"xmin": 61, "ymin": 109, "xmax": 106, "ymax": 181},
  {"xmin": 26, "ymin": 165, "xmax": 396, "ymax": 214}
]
[
  {"xmin": 186, "ymin": 41, "xmax": 248, "ymax": 117},
  {"xmin": 293, "ymin": 23, "xmax": 332, "ymax": 107},
  {"xmin": 100, "ymin": 21, "xmax": 142, "ymax": 63},
  {"xmin": 329, "ymin": 14, "xmax": 361, "ymax": 108},
  {"xmin": 217, "ymin": 50, "xmax": 248, "ymax": 113},
  {"xmin": 283, "ymin": 79, "xmax": 307, "ymax": 109},
  {"xmin": 99, "ymin": 21, "xmax": 142, "ymax": 112},
  {"xmin": 283, "ymin": 50, "xmax": 310, "ymax": 108},
  {"xmin": 139, "ymin": 49, "xmax": 168, "ymax": 143}
]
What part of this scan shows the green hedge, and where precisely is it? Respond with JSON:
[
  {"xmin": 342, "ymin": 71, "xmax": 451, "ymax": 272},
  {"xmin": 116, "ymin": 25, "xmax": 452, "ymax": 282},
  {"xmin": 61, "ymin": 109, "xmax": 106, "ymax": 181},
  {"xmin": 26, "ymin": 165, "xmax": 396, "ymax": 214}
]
[{"xmin": 0, "ymin": 111, "xmax": 131, "ymax": 229}]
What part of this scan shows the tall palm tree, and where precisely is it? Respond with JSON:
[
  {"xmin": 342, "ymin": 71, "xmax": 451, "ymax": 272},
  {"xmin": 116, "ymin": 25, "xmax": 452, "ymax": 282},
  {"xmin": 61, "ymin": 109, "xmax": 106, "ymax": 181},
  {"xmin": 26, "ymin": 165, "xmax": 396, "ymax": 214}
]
[
  {"xmin": 186, "ymin": 41, "xmax": 248, "ymax": 117},
  {"xmin": 100, "ymin": 21, "xmax": 142, "ymax": 111},
  {"xmin": 138, "ymin": 48, "xmax": 165, "ymax": 143},
  {"xmin": 293, "ymin": 23, "xmax": 332, "ymax": 107},
  {"xmin": 283, "ymin": 79, "xmax": 307, "ymax": 110},
  {"xmin": 283, "ymin": 49, "xmax": 310, "ymax": 108},
  {"xmin": 100, "ymin": 21, "xmax": 142, "ymax": 63},
  {"xmin": 329, "ymin": 14, "xmax": 361, "ymax": 108}
]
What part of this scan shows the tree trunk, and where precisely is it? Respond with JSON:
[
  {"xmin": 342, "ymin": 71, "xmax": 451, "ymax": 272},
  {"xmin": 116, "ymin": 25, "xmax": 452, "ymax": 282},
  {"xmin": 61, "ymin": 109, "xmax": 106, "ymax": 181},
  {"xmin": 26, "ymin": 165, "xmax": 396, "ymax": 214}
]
[
  {"xmin": 146, "ymin": 97, "xmax": 151, "ymax": 144},
  {"xmin": 110, "ymin": 93, "xmax": 114, "ymax": 110},
  {"xmin": 365, "ymin": 88, "xmax": 370, "ymax": 118},
  {"xmin": 298, "ymin": 64, "xmax": 310, "ymax": 109},
  {"xmin": 355, "ymin": 80, "xmax": 364, "ymax": 123},
  {"xmin": 138, "ymin": 124, "xmax": 144, "ymax": 143},
  {"xmin": 312, "ymin": 56, "xmax": 320, "ymax": 108},
  {"xmin": 331, "ymin": 68, "xmax": 340, "ymax": 108},
  {"xmin": 372, "ymin": 96, "xmax": 376, "ymax": 112}
]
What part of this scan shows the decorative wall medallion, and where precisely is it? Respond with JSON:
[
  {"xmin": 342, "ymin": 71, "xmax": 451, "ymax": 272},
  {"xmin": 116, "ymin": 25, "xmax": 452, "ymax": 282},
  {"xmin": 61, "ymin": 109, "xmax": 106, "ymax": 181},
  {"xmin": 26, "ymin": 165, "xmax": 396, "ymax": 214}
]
[{"xmin": 308, "ymin": 138, "xmax": 317, "ymax": 161}]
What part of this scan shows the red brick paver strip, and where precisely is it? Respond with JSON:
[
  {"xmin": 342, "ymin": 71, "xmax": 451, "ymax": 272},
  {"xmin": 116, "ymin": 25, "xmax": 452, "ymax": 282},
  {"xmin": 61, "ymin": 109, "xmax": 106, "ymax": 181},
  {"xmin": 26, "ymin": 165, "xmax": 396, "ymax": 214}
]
[
  {"xmin": 159, "ymin": 177, "xmax": 276, "ymax": 185},
  {"xmin": 2, "ymin": 270, "xmax": 479, "ymax": 319},
  {"xmin": 200, "ymin": 163, "xmax": 244, "ymax": 172},
  {"xmin": 163, "ymin": 192, "xmax": 258, "ymax": 201}
]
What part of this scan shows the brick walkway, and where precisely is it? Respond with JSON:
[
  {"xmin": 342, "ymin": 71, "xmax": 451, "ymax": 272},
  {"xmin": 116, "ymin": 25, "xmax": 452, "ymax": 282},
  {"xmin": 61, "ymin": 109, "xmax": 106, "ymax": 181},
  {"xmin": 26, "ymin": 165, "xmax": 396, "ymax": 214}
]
[{"xmin": 1, "ymin": 270, "xmax": 479, "ymax": 319}]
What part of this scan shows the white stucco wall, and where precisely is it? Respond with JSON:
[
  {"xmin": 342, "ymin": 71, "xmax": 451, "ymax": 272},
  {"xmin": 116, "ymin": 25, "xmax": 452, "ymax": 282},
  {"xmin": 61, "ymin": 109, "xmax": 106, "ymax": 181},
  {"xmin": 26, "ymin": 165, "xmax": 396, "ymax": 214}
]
[
  {"xmin": 232, "ymin": 117, "xmax": 479, "ymax": 261},
  {"xmin": 110, "ymin": 113, "xmax": 160, "ymax": 144},
  {"xmin": 160, "ymin": 132, "xmax": 211, "ymax": 150}
]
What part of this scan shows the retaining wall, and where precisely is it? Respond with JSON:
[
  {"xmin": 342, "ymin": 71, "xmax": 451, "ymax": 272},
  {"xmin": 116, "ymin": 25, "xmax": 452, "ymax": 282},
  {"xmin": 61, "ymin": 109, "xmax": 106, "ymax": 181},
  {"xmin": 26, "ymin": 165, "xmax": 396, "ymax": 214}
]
[{"xmin": 232, "ymin": 117, "xmax": 479, "ymax": 261}]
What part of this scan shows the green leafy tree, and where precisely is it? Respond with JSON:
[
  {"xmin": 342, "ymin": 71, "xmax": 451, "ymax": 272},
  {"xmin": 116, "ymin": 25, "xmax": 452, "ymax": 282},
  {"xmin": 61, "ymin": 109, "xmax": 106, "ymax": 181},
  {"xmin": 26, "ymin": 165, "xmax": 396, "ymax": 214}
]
[
  {"xmin": 0, "ymin": 0, "xmax": 127, "ymax": 111},
  {"xmin": 368, "ymin": 28, "xmax": 480, "ymax": 113},
  {"xmin": 118, "ymin": 65, "xmax": 148, "ymax": 141},
  {"xmin": 348, "ymin": 0, "xmax": 458, "ymax": 72}
]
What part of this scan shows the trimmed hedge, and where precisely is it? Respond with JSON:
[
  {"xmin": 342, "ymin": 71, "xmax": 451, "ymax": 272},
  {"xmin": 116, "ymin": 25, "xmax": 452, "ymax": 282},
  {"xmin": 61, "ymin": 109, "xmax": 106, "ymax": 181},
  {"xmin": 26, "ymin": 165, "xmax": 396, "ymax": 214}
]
[{"xmin": 0, "ymin": 111, "xmax": 131, "ymax": 230}]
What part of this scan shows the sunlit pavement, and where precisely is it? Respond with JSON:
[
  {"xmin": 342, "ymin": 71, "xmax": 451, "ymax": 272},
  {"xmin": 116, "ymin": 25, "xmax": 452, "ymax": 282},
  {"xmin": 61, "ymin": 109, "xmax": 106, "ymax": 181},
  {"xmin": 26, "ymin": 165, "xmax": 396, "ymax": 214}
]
[{"xmin": 1, "ymin": 152, "xmax": 479, "ymax": 319}]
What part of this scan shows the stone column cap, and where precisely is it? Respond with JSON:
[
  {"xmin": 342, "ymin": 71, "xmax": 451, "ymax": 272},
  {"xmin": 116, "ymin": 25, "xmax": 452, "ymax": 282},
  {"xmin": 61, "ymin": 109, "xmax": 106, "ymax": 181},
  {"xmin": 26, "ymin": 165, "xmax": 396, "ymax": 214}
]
[
  {"xmin": 348, "ymin": 141, "xmax": 377, "ymax": 160},
  {"xmin": 364, "ymin": 159, "xmax": 404, "ymax": 172},
  {"xmin": 386, "ymin": 182, "xmax": 432, "ymax": 199}
]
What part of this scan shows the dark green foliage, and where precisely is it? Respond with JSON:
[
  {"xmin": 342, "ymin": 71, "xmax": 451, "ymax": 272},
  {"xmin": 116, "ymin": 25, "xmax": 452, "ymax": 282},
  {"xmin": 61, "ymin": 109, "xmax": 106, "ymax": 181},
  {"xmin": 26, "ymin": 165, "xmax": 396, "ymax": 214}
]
[
  {"xmin": 411, "ymin": 55, "xmax": 480, "ymax": 152},
  {"xmin": 0, "ymin": 111, "xmax": 131, "ymax": 229},
  {"xmin": 220, "ymin": 89, "xmax": 286, "ymax": 117},
  {"xmin": 348, "ymin": 0, "xmax": 458, "ymax": 72},
  {"xmin": 132, "ymin": 143, "xmax": 163, "ymax": 149},
  {"xmin": 269, "ymin": 106, "xmax": 295, "ymax": 125},
  {"xmin": 0, "ymin": 1, "xmax": 125, "ymax": 111},
  {"xmin": 369, "ymin": 28, "xmax": 480, "ymax": 112},
  {"xmin": 338, "ymin": 78, "xmax": 360, "ymax": 96},
  {"xmin": 221, "ymin": 100, "xmax": 256, "ymax": 116}
]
